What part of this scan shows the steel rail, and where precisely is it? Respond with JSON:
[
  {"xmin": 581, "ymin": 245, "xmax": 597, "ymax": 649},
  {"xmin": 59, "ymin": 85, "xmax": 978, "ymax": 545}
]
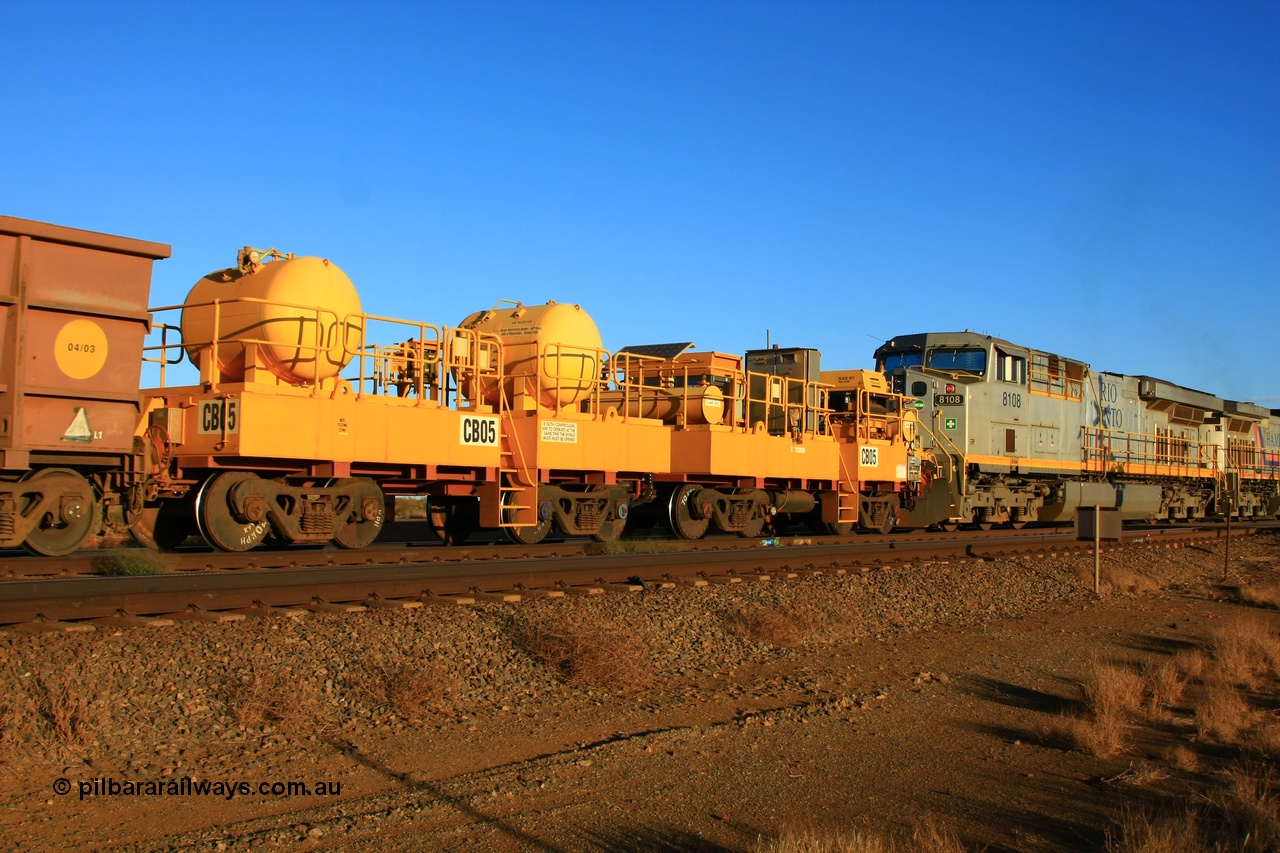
[{"xmin": 0, "ymin": 525, "xmax": 1257, "ymax": 627}]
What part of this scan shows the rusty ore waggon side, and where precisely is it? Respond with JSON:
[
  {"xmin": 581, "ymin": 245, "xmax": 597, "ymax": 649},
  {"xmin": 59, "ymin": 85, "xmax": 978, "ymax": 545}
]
[
  {"xmin": 0, "ymin": 217, "xmax": 169, "ymax": 555},
  {"xmin": 873, "ymin": 331, "xmax": 1280, "ymax": 530}
]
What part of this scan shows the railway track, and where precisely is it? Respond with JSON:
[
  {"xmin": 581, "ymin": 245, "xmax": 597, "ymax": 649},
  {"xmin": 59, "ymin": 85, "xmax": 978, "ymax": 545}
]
[{"xmin": 0, "ymin": 524, "xmax": 1265, "ymax": 629}]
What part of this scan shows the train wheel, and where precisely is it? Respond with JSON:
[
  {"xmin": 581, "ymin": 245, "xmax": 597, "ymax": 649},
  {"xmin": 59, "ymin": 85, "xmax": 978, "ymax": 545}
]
[
  {"xmin": 503, "ymin": 492, "xmax": 552, "ymax": 545},
  {"xmin": 195, "ymin": 472, "xmax": 270, "ymax": 552},
  {"xmin": 667, "ymin": 484, "xmax": 708, "ymax": 540},
  {"xmin": 938, "ymin": 521, "xmax": 959, "ymax": 533},
  {"xmin": 333, "ymin": 479, "xmax": 386, "ymax": 549},
  {"xmin": 130, "ymin": 501, "xmax": 197, "ymax": 551},
  {"xmin": 825, "ymin": 521, "xmax": 854, "ymax": 535},
  {"xmin": 428, "ymin": 497, "xmax": 478, "ymax": 546},
  {"xmin": 22, "ymin": 469, "xmax": 101, "ymax": 556}
]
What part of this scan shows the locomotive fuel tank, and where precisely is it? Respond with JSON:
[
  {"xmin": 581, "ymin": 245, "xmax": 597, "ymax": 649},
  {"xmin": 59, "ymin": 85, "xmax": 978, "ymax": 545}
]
[
  {"xmin": 181, "ymin": 250, "xmax": 363, "ymax": 384},
  {"xmin": 460, "ymin": 300, "xmax": 602, "ymax": 410}
]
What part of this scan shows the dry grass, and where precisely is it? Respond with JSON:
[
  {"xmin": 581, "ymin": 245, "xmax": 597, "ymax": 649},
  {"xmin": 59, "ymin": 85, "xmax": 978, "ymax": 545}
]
[
  {"xmin": 1073, "ymin": 564, "xmax": 1160, "ymax": 596},
  {"xmin": 759, "ymin": 816, "xmax": 964, "ymax": 853},
  {"xmin": 1164, "ymin": 744, "xmax": 1199, "ymax": 773},
  {"xmin": 350, "ymin": 658, "xmax": 456, "ymax": 719},
  {"xmin": 521, "ymin": 621, "xmax": 651, "ymax": 693},
  {"xmin": 1249, "ymin": 718, "xmax": 1280, "ymax": 760},
  {"xmin": 1041, "ymin": 657, "xmax": 1148, "ymax": 758},
  {"xmin": 1106, "ymin": 808, "xmax": 1202, "ymax": 853},
  {"xmin": 1042, "ymin": 710, "xmax": 1130, "ymax": 758},
  {"xmin": 1239, "ymin": 580, "xmax": 1280, "ymax": 610},
  {"xmin": 1106, "ymin": 767, "xmax": 1278, "ymax": 853},
  {"xmin": 1207, "ymin": 614, "xmax": 1280, "ymax": 688},
  {"xmin": 225, "ymin": 669, "xmax": 329, "ymax": 735},
  {"xmin": 1106, "ymin": 566, "xmax": 1161, "ymax": 596},
  {"xmin": 1194, "ymin": 677, "xmax": 1253, "ymax": 743},
  {"xmin": 37, "ymin": 672, "xmax": 104, "ymax": 749},
  {"xmin": 1141, "ymin": 659, "xmax": 1187, "ymax": 718},
  {"xmin": 728, "ymin": 605, "xmax": 818, "ymax": 648},
  {"xmin": 1085, "ymin": 658, "xmax": 1145, "ymax": 717},
  {"xmin": 1212, "ymin": 765, "xmax": 1280, "ymax": 851}
]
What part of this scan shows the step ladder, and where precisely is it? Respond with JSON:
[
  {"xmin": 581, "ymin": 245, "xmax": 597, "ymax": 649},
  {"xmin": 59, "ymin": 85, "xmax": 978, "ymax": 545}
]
[
  {"xmin": 496, "ymin": 420, "xmax": 537, "ymax": 528},
  {"xmin": 836, "ymin": 479, "xmax": 859, "ymax": 525}
]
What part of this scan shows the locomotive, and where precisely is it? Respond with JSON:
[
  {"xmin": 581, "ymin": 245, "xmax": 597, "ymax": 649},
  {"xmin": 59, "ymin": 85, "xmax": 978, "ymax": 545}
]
[{"xmin": 874, "ymin": 331, "xmax": 1280, "ymax": 530}]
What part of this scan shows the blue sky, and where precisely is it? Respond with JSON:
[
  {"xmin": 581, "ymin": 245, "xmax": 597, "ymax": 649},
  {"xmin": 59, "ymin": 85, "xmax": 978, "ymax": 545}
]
[{"xmin": 4, "ymin": 0, "xmax": 1277, "ymax": 403}]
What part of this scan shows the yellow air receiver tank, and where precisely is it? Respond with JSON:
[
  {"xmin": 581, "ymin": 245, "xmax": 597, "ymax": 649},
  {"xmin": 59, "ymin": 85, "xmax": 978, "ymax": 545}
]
[
  {"xmin": 460, "ymin": 301, "xmax": 602, "ymax": 410},
  {"xmin": 599, "ymin": 384, "xmax": 726, "ymax": 426},
  {"xmin": 182, "ymin": 251, "xmax": 363, "ymax": 385}
]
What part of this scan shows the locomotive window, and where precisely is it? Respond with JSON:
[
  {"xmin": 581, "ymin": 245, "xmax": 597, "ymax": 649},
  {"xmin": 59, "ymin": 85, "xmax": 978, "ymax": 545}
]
[
  {"xmin": 879, "ymin": 351, "xmax": 922, "ymax": 373},
  {"xmin": 996, "ymin": 352, "xmax": 1025, "ymax": 384},
  {"xmin": 911, "ymin": 381, "xmax": 928, "ymax": 397},
  {"xmin": 927, "ymin": 348, "xmax": 986, "ymax": 375}
]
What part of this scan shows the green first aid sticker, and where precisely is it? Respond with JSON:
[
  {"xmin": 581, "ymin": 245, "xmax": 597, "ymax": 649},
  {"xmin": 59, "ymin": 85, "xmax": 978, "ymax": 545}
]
[{"xmin": 944, "ymin": 417, "xmax": 957, "ymax": 430}]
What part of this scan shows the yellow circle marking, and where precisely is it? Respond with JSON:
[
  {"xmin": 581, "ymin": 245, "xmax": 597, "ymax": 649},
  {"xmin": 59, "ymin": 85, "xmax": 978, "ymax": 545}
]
[{"xmin": 54, "ymin": 319, "xmax": 109, "ymax": 380}]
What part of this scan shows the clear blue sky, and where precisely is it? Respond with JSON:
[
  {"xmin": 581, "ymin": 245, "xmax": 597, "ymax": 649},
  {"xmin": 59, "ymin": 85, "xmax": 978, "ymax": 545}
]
[{"xmin": 4, "ymin": 0, "xmax": 1277, "ymax": 404}]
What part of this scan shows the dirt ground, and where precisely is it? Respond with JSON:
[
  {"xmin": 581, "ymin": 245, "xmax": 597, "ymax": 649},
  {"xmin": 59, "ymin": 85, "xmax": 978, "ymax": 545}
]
[{"xmin": 1, "ymin": 534, "xmax": 1277, "ymax": 852}]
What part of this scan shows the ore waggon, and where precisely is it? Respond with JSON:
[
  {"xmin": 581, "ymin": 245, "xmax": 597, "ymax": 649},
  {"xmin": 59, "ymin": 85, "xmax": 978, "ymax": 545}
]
[
  {"xmin": 874, "ymin": 331, "xmax": 1280, "ymax": 530},
  {"xmin": 0, "ymin": 217, "xmax": 170, "ymax": 555}
]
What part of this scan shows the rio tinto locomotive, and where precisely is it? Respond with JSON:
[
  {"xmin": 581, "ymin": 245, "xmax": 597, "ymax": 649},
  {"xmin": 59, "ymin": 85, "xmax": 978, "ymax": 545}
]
[{"xmin": 874, "ymin": 331, "xmax": 1280, "ymax": 530}]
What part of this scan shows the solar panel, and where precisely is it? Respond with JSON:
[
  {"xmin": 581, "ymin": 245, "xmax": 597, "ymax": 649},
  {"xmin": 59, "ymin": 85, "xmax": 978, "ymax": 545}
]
[{"xmin": 615, "ymin": 342, "xmax": 695, "ymax": 360}]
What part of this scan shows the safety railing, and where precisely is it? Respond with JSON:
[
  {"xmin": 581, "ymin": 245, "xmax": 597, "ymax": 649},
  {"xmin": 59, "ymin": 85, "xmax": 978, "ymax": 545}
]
[
  {"xmin": 1082, "ymin": 426, "xmax": 1220, "ymax": 478},
  {"xmin": 1226, "ymin": 437, "xmax": 1280, "ymax": 478},
  {"xmin": 142, "ymin": 297, "xmax": 504, "ymax": 411}
]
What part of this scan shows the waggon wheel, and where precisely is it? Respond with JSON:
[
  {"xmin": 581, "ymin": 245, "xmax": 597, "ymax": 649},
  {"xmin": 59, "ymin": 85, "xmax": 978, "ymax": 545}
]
[
  {"xmin": 21, "ymin": 468, "xmax": 101, "ymax": 556},
  {"xmin": 195, "ymin": 472, "xmax": 270, "ymax": 552},
  {"xmin": 825, "ymin": 521, "xmax": 854, "ymax": 536},
  {"xmin": 428, "ymin": 497, "xmax": 478, "ymax": 546},
  {"xmin": 332, "ymin": 478, "xmax": 386, "ymax": 549},
  {"xmin": 667, "ymin": 484, "xmax": 709, "ymax": 540},
  {"xmin": 938, "ymin": 521, "xmax": 959, "ymax": 533},
  {"xmin": 130, "ymin": 500, "xmax": 198, "ymax": 551},
  {"xmin": 503, "ymin": 491, "xmax": 552, "ymax": 545}
]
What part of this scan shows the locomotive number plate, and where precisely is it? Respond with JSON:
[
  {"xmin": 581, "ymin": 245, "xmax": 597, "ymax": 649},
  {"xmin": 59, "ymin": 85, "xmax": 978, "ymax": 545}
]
[
  {"xmin": 934, "ymin": 393, "xmax": 964, "ymax": 406},
  {"xmin": 459, "ymin": 415, "xmax": 499, "ymax": 446},
  {"xmin": 197, "ymin": 400, "xmax": 239, "ymax": 434},
  {"xmin": 859, "ymin": 446, "xmax": 879, "ymax": 467}
]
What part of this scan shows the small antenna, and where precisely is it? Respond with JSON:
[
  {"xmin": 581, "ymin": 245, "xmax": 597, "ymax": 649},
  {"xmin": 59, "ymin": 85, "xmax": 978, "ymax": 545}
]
[{"xmin": 766, "ymin": 329, "xmax": 771, "ymax": 349}]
